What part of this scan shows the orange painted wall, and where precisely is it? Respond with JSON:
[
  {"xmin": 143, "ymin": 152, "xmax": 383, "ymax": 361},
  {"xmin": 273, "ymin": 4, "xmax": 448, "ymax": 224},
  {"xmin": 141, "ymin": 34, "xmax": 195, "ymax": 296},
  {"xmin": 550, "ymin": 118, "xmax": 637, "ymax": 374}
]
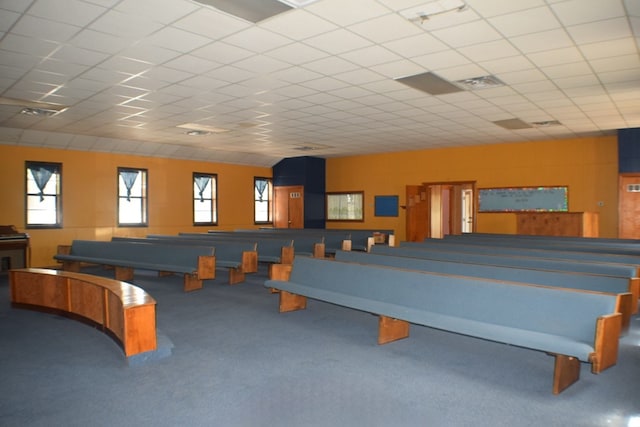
[
  {"xmin": 0, "ymin": 145, "xmax": 271, "ymax": 267},
  {"xmin": 326, "ymin": 136, "xmax": 619, "ymax": 241}
]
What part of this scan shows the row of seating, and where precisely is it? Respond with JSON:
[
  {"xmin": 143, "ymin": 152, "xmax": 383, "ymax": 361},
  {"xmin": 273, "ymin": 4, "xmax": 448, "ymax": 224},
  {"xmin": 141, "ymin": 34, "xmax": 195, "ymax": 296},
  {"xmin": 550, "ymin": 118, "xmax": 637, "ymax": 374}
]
[{"xmin": 264, "ymin": 234, "xmax": 640, "ymax": 394}]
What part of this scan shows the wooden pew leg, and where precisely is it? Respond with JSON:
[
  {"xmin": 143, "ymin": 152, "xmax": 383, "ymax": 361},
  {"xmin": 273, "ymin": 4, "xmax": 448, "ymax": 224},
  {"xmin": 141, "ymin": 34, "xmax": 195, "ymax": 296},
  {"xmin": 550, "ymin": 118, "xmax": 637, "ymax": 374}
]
[
  {"xmin": 552, "ymin": 354, "xmax": 580, "ymax": 395},
  {"xmin": 62, "ymin": 260, "xmax": 81, "ymax": 272},
  {"xmin": 228, "ymin": 268, "xmax": 245, "ymax": 285},
  {"xmin": 378, "ymin": 315, "xmax": 410, "ymax": 345},
  {"xmin": 184, "ymin": 274, "xmax": 203, "ymax": 292},
  {"xmin": 114, "ymin": 266, "xmax": 134, "ymax": 281},
  {"xmin": 279, "ymin": 291, "xmax": 307, "ymax": 312}
]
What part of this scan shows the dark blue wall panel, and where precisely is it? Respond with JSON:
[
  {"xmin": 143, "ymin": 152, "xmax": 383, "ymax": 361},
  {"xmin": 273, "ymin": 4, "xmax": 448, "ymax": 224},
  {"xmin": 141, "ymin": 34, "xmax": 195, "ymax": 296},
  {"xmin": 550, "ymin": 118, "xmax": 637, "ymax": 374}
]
[
  {"xmin": 619, "ymin": 128, "xmax": 640, "ymax": 173},
  {"xmin": 272, "ymin": 156, "xmax": 326, "ymax": 228}
]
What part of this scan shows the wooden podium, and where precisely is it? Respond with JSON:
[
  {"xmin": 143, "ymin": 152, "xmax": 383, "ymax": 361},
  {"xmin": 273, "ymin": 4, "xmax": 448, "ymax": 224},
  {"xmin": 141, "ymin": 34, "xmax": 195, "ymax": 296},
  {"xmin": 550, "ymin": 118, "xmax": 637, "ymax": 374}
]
[{"xmin": 515, "ymin": 212, "xmax": 599, "ymax": 237}]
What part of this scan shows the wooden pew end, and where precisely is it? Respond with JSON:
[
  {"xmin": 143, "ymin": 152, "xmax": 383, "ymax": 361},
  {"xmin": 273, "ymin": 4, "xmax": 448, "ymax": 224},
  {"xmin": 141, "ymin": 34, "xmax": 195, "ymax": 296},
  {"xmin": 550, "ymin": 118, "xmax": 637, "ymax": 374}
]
[
  {"xmin": 378, "ymin": 315, "xmax": 410, "ymax": 345},
  {"xmin": 552, "ymin": 354, "xmax": 580, "ymax": 395},
  {"xmin": 279, "ymin": 291, "xmax": 307, "ymax": 312}
]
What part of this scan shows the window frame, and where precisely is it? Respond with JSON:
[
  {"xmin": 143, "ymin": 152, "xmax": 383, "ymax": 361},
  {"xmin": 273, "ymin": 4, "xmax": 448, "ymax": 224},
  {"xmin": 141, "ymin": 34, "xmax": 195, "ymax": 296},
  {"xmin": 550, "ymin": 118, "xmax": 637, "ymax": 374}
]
[
  {"xmin": 326, "ymin": 191, "xmax": 364, "ymax": 222},
  {"xmin": 117, "ymin": 167, "xmax": 148, "ymax": 227},
  {"xmin": 25, "ymin": 161, "xmax": 63, "ymax": 229},
  {"xmin": 254, "ymin": 176, "xmax": 273, "ymax": 225},
  {"xmin": 193, "ymin": 172, "xmax": 218, "ymax": 226}
]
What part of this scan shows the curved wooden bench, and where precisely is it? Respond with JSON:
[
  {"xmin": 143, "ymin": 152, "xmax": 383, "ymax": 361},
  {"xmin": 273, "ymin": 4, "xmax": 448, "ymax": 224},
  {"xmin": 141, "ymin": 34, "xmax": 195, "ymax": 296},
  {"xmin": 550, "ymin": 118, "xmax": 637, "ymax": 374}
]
[{"xmin": 9, "ymin": 268, "xmax": 157, "ymax": 358}]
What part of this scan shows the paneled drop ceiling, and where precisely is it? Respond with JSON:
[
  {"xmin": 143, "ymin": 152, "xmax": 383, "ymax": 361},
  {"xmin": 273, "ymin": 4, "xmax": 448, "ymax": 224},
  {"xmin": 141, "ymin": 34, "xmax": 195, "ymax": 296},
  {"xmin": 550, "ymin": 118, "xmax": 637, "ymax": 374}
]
[{"xmin": 0, "ymin": 0, "xmax": 639, "ymax": 167}]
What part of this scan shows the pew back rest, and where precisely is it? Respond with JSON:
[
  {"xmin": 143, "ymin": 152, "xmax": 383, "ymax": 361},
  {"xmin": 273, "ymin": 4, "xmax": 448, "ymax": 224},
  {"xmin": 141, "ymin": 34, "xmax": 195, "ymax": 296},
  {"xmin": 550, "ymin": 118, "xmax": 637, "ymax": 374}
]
[
  {"xmin": 335, "ymin": 250, "xmax": 631, "ymax": 295},
  {"xmin": 370, "ymin": 245, "xmax": 638, "ymax": 279},
  {"xmin": 282, "ymin": 257, "xmax": 617, "ymax": 352},
  {"xmin": 63, "ymin": 240, "xmax": 214, "ymax": 268}
]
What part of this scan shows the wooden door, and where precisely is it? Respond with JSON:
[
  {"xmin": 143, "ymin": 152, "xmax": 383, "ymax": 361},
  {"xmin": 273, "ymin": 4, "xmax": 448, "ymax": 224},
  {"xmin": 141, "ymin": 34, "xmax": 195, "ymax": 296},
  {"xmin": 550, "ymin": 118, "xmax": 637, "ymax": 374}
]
[
  {"xmin": 274, "ymin": 186, "xmax": 304, "ymax": 229},
  {"xmin": 619, "ymin": 174, "xmax": 640, "ymax": 238}
]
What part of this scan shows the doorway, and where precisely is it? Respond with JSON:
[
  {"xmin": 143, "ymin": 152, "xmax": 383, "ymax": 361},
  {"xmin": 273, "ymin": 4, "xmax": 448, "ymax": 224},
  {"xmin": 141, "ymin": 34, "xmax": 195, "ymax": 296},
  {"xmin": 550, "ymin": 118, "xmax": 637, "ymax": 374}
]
[
  {"xmin": 406, "ymin": 181, "xmax": 476, "ymax": 241},
  {"xmin": 274, "ymin": 185, "xmax": 304, "ymax": 229},
  {"xmin": 619, "ymin": 174, "xmax": 640, "ymax": 238}
]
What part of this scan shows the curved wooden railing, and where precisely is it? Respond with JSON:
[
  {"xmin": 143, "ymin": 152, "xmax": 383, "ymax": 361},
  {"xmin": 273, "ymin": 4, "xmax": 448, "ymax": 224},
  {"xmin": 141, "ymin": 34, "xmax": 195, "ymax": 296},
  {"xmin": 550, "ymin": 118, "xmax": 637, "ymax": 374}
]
[{"xmin": 9, "ymin": 268, "xmax": 157, "ymax": 358}]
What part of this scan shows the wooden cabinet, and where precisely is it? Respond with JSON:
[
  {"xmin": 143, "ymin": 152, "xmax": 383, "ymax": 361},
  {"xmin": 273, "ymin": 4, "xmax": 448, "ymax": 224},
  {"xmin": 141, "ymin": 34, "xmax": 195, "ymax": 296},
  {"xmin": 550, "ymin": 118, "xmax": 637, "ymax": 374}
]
[{"xmin": 515, "ymin": 212, "xmax": 599, "ymax": 237}]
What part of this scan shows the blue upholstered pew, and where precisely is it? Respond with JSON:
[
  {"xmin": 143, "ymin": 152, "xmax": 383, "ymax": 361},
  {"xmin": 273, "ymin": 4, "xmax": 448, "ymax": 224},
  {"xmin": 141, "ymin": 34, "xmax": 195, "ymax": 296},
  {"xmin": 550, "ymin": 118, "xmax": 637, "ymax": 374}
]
[
  {"xmin": 399, "ymin": 240, "xmax": 640, "ymax": 275},
  {"xmin": 265, "ymin": 256, "xmax": 622, "ymax": 395},
  {"xmin": 371, "ymin": 245, "xmax": 639, "ymax": 286},
  {"xmin": 54, "ymin": 239, "xmax": 215, "ymax": 291},
  {"xmin": 432, "ymin": 234, "xmax": 640, "ymax": 257},
  {"xmin": 126, "ymin": 235, "xmax": 258, "ymax": 284},
  {"xmin": 176, "ymin": 232, "xmax": 293, "ymax": 264},
  {"xmin": 334, "ymin": 250, "xmax": 635, "ymax": 331},
  {"xmin": 236, "ymin": 229, "xmax": 348, "ymax": 257}
]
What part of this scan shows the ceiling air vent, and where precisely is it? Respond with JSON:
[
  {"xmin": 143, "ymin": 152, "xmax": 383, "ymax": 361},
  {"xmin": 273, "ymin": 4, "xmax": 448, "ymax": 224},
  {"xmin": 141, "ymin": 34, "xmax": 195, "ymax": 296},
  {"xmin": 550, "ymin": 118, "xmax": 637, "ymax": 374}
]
[
  {"xmin": 492, "ymin": 118, "xmax": 533, "ymax": 130},
  {"xmin": 191, "ymin": 0, "xmax": 292, "ymax": 22},
  {"xmin": 395, "ymin": 72, "xmax": 464, "ymax": 95},
  {"xmin": 454, "ymin": 75, "xmax": 504, "ymax": 90}
]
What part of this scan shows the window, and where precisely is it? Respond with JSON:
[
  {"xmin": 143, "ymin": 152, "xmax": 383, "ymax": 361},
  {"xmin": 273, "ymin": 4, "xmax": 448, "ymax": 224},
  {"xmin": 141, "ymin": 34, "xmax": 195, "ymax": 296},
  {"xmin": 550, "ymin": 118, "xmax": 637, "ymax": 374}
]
[
  {"xmin": 26, "ymin": 161, "xmax": 62, "ymax": 228},
  {"xmin": 118, "ymin": 167, "xmax": 148, "ymax": 226},
  {"xmin": 254, "ymin": 177, "xmax": 272, "ymax": 224},
  {"xmin": 193, "ymin": 172, "xmax": 217, "ymax": 225},
  {"xmin": 326, "ymin": 191, "xmax": 364, "ymax": 221}
]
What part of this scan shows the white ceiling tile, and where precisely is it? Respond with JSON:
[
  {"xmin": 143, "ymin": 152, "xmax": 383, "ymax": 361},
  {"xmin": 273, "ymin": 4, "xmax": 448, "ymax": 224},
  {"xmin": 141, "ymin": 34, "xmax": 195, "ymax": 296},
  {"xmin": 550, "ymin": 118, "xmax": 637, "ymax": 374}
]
[
  {"xmin": 28, "ymin": 0, "xmax": 106, "ymax": 27},
  {"xmin": 436, "ymin": 64, "xmax": 488, "ymax": 80},
  {"xmin": 233, "ymin": 55, "xmax": 290, "ymax": 74},
  {"xmin": 12, "ymin": 14, "xmax": 80, "ymax": 42},
  {"xmin": 52, "ymin": 45, "xmax": 110, "ymax": 67},
  {"xmin": 265, "ymin": 43, "xmax": 329, "ymax": 65},
  {"xmin": 551, "ymin": 0, "xmax": 627, "ymax": 26},
  {"xmin": 119, "ymin": 44, "xmax": 182, "ymax": 65},
  {"xmin": 260, "ymin": 9, "xmax": 337, "ymax": 40},
  {"xmin": 526, "ymin": 47, "xmax": 584, "ymax": 67},
  {"xmin": 566, "ymin": 18, "xmax": 633, "ymax": 45},
  {"xmin": 190, "ymin": 41, "xmax": 254, "ymax": 65},
  {"xmin": 0, "ymin": 33, "xmax": 60, "ymax": 57},
  {"xmin": 509, "ymin": 29, "xmax": 574, "ymax": 53},
  {"xmin": 488, "ymin": 7, "xmax": 561, "ymax": 37},
  {"xmin": 431, "ymin": 20, "xmax": 503, "ymax": 48},
  {"xmin": 303, "ymin": 29, "xmax": 372, "ymax": 55},
  {"xmin": 348, "ymin": 13, "xmax": 423, "ymax": 44},
  {"xmin": 163, "ymin": 55, "xmax": 220, "ymax": 74},
  {"xmin": 70, "ymin": 29, "xmax": 133, "ymax": 55},
  {"xmin": 90, "ymin": 9, "xmax": 163, "ymax": 39},
  {"xmin": 579, "ymin": 38, "xmax": 638, "ymax": 60},
  {"xmin": 412, "ymin": 49, "xmax": 470, "ymax": 70},
  {"xmin": 458, "ymin": 39, "xmax": 520, "ymax": 62},
  {"xmin": 302, "ymin": 56, "xmax": 360, "ymax": 75},
  {"xmin": 589, "ymin": 54, "xmax": 640, "ymax": 73},
  {"xmin": 479, "ymin": 56, "xmax": 534, "ymax": 74},
  {"xmin": 222, "ymin": 26, "xmax": 293, "ymax": 53},
  {"xmin": 382, "ymin": 33, "xmax": 449, "ymax": 59},
  {"xmin": 115, "ymin": 0, "xmax": 199, "ymax": 25},
  {"xmin": 370, "ymin": 59, "xmax": 425, "ymax": 78},
  {"xmin": 172, "ymin": 8, "xmax": 250, "ymax": 40},
  {"xmin": 541, "ymin": 61, "xmax": 593, "ymax": 79},
  {"xmin": 340, "ymin": 45, "xmax": 403, "ymax": 67},
  {"xmin": 143, "ymin": 26, "xmax": 211, "ymax": 53},
  {"xmin": 553, "ymin": 74, "xmax": 601, "ymax": 89},
  {"xmin": 306, "ymin": 0, "xmax": 390, "ymax": 27},
  {"xmin": 511, "ymin": 80, "xmax": 558, "ymax": 94},
  {"xmin": 465, "ymin": 0, "xmax": 546, "ymax": 18}
]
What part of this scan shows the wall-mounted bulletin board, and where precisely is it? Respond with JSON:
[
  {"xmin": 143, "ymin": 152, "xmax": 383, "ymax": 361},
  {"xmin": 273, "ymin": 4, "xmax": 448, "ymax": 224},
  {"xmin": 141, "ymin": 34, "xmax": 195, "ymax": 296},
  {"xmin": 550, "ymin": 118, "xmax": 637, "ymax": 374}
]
[
  {"xmin": 374, "ymin": 195, "xmax": 399, "ymax": 217},
  {"xmin": 478, "ymin": 186, "xmax": 568, "ymax": 212}
]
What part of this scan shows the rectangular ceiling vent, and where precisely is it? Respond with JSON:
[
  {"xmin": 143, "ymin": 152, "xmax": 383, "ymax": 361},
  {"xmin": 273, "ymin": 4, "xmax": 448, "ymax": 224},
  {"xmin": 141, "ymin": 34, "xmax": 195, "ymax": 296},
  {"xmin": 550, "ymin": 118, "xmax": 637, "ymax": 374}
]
[
  {"xmin": 492, "ymin": 118, "xmax": 533, "ymax": 130},
  {"xmin": 395, "ymin": 71, "xmax": 464, "ymax": 95},
  {"xmin": 191, "ymin": 0, "xmax": 292, "ymax": 22}
]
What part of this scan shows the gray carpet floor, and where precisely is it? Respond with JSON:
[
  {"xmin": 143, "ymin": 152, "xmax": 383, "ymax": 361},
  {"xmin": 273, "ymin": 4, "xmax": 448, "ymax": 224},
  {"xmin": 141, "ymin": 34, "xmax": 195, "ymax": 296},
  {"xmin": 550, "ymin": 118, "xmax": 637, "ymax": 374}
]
[{"xmin": 1, "ymin": 264, "xmax": 639, "ymax": 427}]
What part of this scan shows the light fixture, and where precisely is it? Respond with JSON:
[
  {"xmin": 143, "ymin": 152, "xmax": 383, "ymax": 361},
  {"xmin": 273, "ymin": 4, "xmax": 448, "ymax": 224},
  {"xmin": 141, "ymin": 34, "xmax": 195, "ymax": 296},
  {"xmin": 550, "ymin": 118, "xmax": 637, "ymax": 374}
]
[
  {"xmin": 177, "ymin": 123, "xmax": 229, "ymax": 134},
  {"xmin": 401, "ymin": 0, "xmax": 469, "ymax": 25},
  {"xmin": 20, "ymin": 107, "xmax": 60, "ymax": 117},
  {"xmin": 0, "ymin": 96, "xmax": 68, "ymax": 116},
  {"xmin": 185, "ymin": 130, "xmax": 210, "ymax": 136}
]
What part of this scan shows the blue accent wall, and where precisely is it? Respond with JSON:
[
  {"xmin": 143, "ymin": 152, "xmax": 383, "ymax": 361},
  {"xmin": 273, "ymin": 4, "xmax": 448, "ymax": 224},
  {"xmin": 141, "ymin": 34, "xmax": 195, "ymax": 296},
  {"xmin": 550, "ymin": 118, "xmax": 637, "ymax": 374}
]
[
  {"xmin": 273, "ymin": 156, "xmax": 326, "ymax": 228},
  {"xmin": 619, "ymin": 128, "xmax": 640, "ymax": 173}
]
